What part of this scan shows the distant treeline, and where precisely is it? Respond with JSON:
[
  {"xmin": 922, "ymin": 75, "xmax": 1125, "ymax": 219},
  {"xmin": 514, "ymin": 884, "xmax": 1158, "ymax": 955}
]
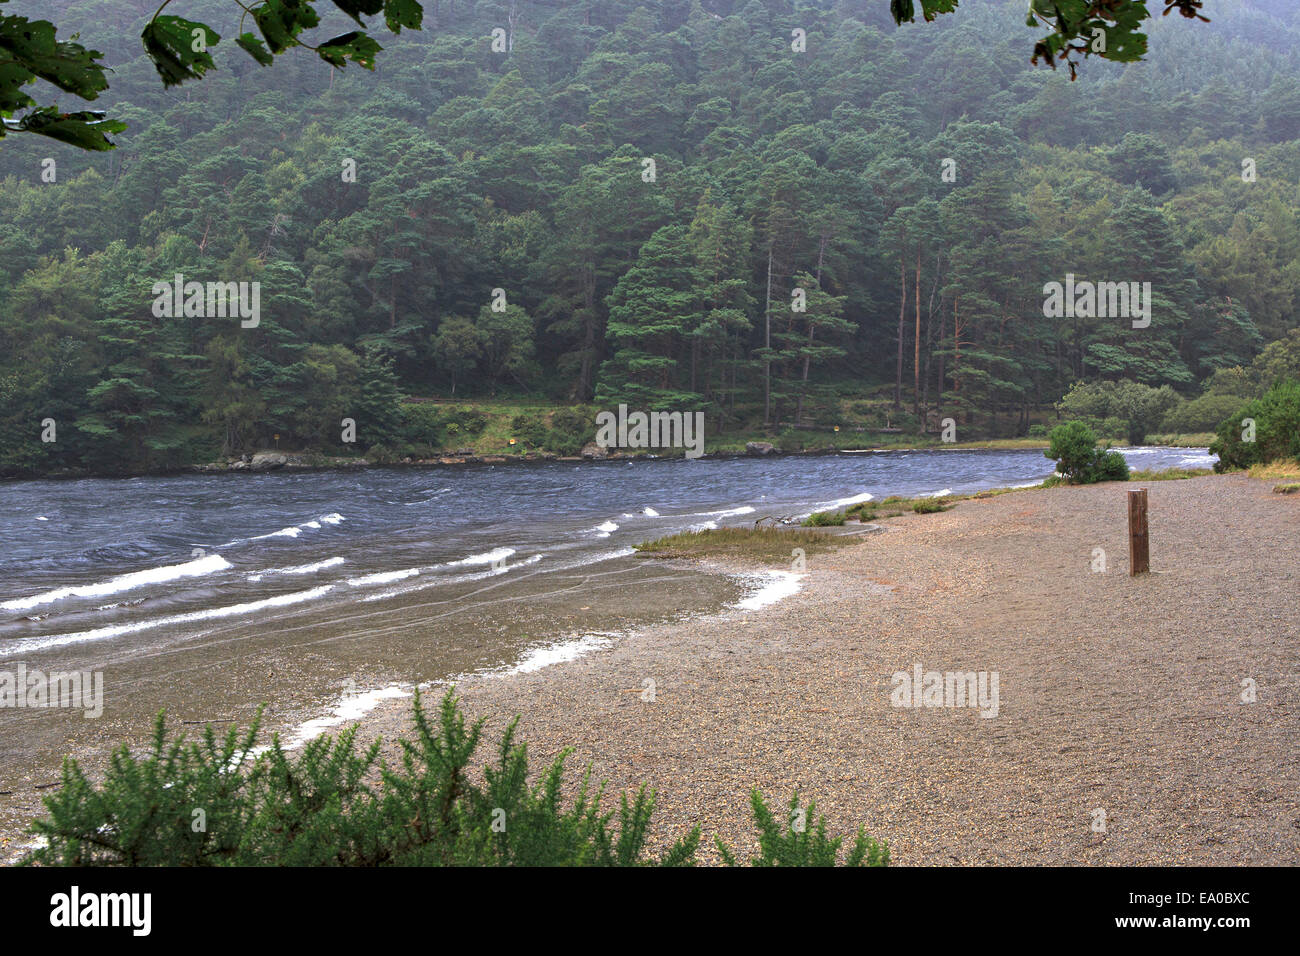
[{"xmin": 2, "ymin": 0, "xmax": 1300, "ymax": 475}]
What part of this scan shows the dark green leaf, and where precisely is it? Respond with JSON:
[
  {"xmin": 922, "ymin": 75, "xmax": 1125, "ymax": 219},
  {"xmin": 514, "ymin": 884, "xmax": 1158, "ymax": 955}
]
[{"xmin": 140, "ymin": 15, "xmax": 220, "ymax": 87}]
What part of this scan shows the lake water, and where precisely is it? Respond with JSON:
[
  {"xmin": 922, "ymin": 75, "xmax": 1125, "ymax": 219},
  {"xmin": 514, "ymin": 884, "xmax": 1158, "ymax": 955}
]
[{"xmin": 0, "ymin": 445, "xmax": 1213, "ymax": 797}]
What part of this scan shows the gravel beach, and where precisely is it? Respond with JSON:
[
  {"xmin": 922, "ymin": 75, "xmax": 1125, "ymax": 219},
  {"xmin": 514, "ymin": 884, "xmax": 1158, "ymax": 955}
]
[{"xmin": 352, "ymin": 473, "xmax": 1300, "ymax": 865}]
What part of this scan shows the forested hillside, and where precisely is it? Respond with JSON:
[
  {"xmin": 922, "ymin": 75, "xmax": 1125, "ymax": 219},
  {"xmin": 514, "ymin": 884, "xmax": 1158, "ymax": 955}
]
[{"xmin": 2, "ymin": 0, "xmax": 1299, "ymax": 474}]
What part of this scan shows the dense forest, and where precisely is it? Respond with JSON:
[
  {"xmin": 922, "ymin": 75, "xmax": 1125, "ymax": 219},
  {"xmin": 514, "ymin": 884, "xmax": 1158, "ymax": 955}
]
[{"xmin": 2, "ymin": 0, "xmax": 1299, "ymax": 474}]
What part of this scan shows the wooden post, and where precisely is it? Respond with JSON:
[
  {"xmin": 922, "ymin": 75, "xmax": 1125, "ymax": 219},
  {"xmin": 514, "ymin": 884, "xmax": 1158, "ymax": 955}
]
[{"xmin": 1128, "ymin": 488, "xmax": 1149, "ymax": 576}]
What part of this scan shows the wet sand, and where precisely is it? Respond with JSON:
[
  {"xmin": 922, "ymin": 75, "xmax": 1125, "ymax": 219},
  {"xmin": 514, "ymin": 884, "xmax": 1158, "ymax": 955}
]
[{"xmin": 0, "ymin": 559, "xmax": 742, "ymax": 856}]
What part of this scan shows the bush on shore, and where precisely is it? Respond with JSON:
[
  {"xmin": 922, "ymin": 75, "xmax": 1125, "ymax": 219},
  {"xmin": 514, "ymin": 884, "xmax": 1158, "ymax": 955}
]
[
  {"xmin": 22, "ymin": 690, "xmax": 887, "ymax": 868},
  {"xmin": 1160, "ymin": 393, "xmax": 1249, "ymax": 435},
  {"xmin": 1046, "ymin": 421, "xmax": 1130, "ymax": 483},
  {"xmin": 1209, "ymin": 380, "xmax": 1300, "ymax": 472},
  {"xmin": 802, "ymin": 510, "xmax": 846, "ymax": 527}
]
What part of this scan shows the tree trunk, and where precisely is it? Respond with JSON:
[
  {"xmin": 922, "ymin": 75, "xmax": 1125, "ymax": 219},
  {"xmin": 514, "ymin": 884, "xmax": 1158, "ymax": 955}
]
[
  {"xmin": 913, "ymin": 248, "xmax": 921, "ymax": 421},
  {"xmin": 763, "ymin": 245, "xmax": 773, "ymax": 428},
  {"xmin": 895, "ymin": 253, "xmax": 905, "ymax": 409}
]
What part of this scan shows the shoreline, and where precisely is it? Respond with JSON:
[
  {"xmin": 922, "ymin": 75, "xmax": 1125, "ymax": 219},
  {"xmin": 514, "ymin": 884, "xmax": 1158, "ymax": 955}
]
[
  {"xmin": 8, "ymin": 469, "xmax": 1287, "ymax": 866},
  {"xmin": 3, "ymin": 441, "xmax": 1050, "ymax": 483},
  {"xmin": 2, "ymin": 438, "xmax": 1218, "ymax": 484},
  {"xmin": 274, "ymin": 471, "xmax": 1298, "ymax": 865}
]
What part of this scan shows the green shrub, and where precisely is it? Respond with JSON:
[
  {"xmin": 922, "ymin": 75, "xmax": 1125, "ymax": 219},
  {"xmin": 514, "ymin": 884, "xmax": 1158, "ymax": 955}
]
[
  {"xmin": 1209, "ymin": 379, "xmax": 1300, "ymax": 471},
  {"xmin": 22, "ymin": 691, "xmax": 887, "ymax": 867},
  {"xmin": 717, "ymin": 791, "xmax": 889, "ymax": 867},
  {"xmin": 548, "ymin": 405, "xmax": 596, "ymax": 456},
  {"xmin": 402, "ymin": 443, "xmax": 438, "ymax": 460},
  {"xmin": 510, "ymin": 413, "xmax": 551, "ymax": 449},
  {"xmin": 1056, "ymin": 380, "xmax": 1180, "ymax": 445},
  {"xmin": 1027, "ymin": 424, "xmax": 1048, "ymax": 437},
  {"xmin": 844, "ymin": 501, "xmax": 877, "ymax": 522},
  {"xmin": 911, "ymin": 498, "xmax": 948, "ymax": 514},
  {"xmin": 444, "ymin": 409, "xmax": 489, "ymax": 438},
  {"xmin": 509, "ymin": 407, "xmax": 595, "ymax": 456},
  {"xmin": 802, "ymin": 510, "xmax": 846, "ymax": 527},
  {"xmin": 365, "ymin": 443, "xmax": 397, "ymax": 464},
  {"xmin": 1091, "ymin": 449, "xmax": 1131, "ymax": 482},
  {"xmin": 397, "ymin": 403, "xmax": 447, "ymax": 447},
  {"xmin": 1161, "ymin": 393, "xmax": 1249, "ymax": 435},
  {"xmin": 1046, "ymin": 421, "xmax": 1130, "ymax": 483}
]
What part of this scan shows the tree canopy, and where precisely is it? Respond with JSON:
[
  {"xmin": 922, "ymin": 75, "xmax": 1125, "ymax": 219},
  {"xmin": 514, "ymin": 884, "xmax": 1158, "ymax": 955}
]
[{"xmin": 1, "ymin": 1, "xmax": 1216, "ymax": 151}]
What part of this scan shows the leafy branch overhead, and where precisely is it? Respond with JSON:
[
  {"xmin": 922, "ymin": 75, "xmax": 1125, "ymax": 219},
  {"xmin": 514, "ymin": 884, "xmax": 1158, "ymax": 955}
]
[{"xmin": 0, "ymin": 0, "xmax": 1210, "ymax": 151}]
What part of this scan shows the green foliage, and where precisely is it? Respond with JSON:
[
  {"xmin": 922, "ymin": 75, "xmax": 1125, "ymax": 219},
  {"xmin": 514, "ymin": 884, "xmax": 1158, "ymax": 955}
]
[
  {"xmin": 1046, "ymin": 420, "xmax": 1131, "ymax": 483},
  {"xmin": 0, "ymin": 3, "xmax": 123, "ymax": 149},
  {"xmin": 22, "ymin": 690, "xmax": 883, "ymax": 867},
  {"xmin": 0, "ymin": 0, "xmax": 1212, "ymax": 154},
  {"xmin": 802, "ymin": 510, "xmax": 845, "ymax": 527},
  {"xmin": 715, "ymin": 790, "xmax": 888, "ymax": 867},
  {"xmin": 1, "ymin": 3, "xmax": 1298, "ymax": 476},
  {"xmin": 844, "ymin": 501, "xmax": 878, "ymax": 522},
  {"xmin": 911, "ymin": 497, "xmax": 949, "ymax": 513},
  {"xmin": 396, "ymin": 404, "xmax": 488, "ymax": 451},
  {"xmin": 1057, "ymin": 380, "xmax": 1182, "ymax": 445},
  {"xmin": 1160, "ymin": 393, "xmax": 1249, "ymax": 435},
  {"xmin": 510, "ymin": 406, "xmax": 594, "ymax": 455},
  {"xmin": 1209, "ymin": 379, "xmax": 1300, "ymax": 471}
]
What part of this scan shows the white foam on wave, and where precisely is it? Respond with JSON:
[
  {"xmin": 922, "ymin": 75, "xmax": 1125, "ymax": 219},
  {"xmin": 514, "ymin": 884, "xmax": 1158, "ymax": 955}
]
[
  {"xmin": 688, "ymin": 520, "xmax": 719, "ymax": 532},
  {"xmin": 697, "ymin": 505, "xmax": 756, "ymax": 518},
  {"xmin": 35, "ymin": 516, "xmax": 48, "ymax": 522},
  {"xmin": 588, "ymin": 520, "xmax": 619, "ymax": 538},
  {"xmin": 347, "ymin": 568, "xmax": 419, "ymax": 587},
  {"xmin": 251, "ymin": 525, "xmax": 303, "ymax": 540},
  {"xmin": 734, "ymin": 570, "xmax": 805, "ymax": 611},
  {"xmin": 358, "ymin": 553, "xmax": 546, "ymax": 603},
  {"xmin": 826, "ymin": 492, "xmax": 874, "ymax": 509},
  {"xmin": 448, "ymin": 546, "xmax": 516, "ymax": 566},
  {"xmin": 5, "ymin": 585, "xmax": 334, "ymax": 654},
  {"xmin": 2, "ymin": 554, "xmax": 233, "ymax": 612},
  {"xmin": 642, "ymin": 507, "xmax": 660, "ymax": 517},
  {"xmin": 928, "ymin": 488, "xmax": 952, "ymax": 498},
  {"xmin": 224, "ymin": 513, "xmax": 345, "ymax": 547},
  {"xmin": 248, "ymin": 557, "xmax": 345, "ymax": 582}
]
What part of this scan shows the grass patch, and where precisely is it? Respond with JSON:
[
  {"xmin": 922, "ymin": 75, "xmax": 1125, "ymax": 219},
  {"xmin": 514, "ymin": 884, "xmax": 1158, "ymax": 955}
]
[
  {"xmin": 1127, "ymin": 467, "xmax": 1214, "ymax": 481},
  {"xmin": 634, "ymin": 526, "xmax": 856, "ymax": 563},
  {"xmin": 1247, "ymin": 460, "xmax": 1300, "ymax": 483},
  {"xmin": 911, "ymin": 498, "xmax": 951, "ymax": 514},
  {"xmin": 801, "ymin": 510, "xmax": 846, "ymax": 527},
  {"xmin": 969, "ymin": 485, "xmax": 1037, "ymax": 498}
]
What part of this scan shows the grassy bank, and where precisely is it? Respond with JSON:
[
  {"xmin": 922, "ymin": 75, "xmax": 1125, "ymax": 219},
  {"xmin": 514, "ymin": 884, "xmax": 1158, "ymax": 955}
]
[
  {"xmin": 634, "ymin": 526, "xmax": 861, "ymax": 563},
  {"xmin": 636, "ymin": 460, "xmax": 1257, "ymax": 561},
  {"xmin": 389, "ymin": 399, "xmax": 1217, "ymax": 461}
]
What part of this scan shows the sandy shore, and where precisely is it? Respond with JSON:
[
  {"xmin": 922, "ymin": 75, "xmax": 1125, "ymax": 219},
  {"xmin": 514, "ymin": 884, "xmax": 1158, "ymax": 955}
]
[{"xmin": 344, "ymin": 472, "xmax": 1299, "ymax": 865}]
